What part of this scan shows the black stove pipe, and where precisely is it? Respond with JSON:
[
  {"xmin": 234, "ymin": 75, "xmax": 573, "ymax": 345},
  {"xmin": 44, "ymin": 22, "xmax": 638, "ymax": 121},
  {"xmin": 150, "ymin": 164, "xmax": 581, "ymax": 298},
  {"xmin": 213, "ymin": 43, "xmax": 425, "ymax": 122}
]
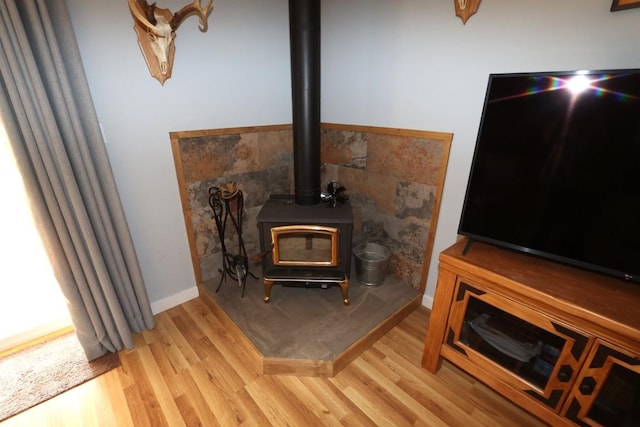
[{"xmin": 289, "ymin": 0, "xmax": 321, "ymax": 205}]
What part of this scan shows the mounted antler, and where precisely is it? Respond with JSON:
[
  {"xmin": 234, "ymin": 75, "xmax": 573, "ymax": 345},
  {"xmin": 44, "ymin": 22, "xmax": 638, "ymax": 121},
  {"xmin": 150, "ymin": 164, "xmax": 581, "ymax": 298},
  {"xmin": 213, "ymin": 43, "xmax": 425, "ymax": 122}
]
[
  {"xmin": 128, "ymin": 0, "xmax": 214, "ymax": 85},
  {"xmin": 171, "ymin": 0, "xmax": 213, "ymax": 32}
]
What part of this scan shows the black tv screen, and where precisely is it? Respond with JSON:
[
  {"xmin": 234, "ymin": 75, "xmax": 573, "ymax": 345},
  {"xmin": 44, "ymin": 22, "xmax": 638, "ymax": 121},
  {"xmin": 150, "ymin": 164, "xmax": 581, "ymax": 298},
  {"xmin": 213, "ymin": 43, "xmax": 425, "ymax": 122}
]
[{"xmin": 459, "ymin": 69, "xmax": 640, "ymax": 283}]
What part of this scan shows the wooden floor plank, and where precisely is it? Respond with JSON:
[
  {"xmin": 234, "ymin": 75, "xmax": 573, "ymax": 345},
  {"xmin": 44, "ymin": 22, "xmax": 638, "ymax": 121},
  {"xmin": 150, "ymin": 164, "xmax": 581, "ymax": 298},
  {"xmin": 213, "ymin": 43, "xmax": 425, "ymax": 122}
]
[
  {"xmin": 277, "ymin": 375, "xmax": 345, "ymax": 426},
  {"xmin": 120, "ymin": 350, "xmax": 171, "ymax": 427},
  {"xmin": 183, "ymin": 298, "xmax": 262, "ymax": 384},
  {"xmin": 176, "ymin": 368, "xmax": 223, "ymax": 427},
  {"xmin": 0, "ymin": 294, "xmax": 545, "ymax": 427},
  {"xmin": 331, "ymin": 365, "xmax": 420, "ymax": 427},
  {"xmin": 351, "ymin": 357, "xmax": 452, "ymax": 426},
  {"xmin": 229, "ymin": 387, "xmax": 273, "ymax": 426},
  {"xmin": 185, "ymin": 361, "xmax": 239, "ymax": 426},
  {"xmin": 245, "ymin": 375, "xmax": 319, "ymax": 426},
  {"xmin": 100, "ymin": 370, "xmax": 135, "ymax": 427},
  {"xmin": 296, "ymin": 376, "xmax": 374, "ymax": 425},
  {"xmin": 136, "ymin": 345, "xmax": 186, "ymax": 427}
]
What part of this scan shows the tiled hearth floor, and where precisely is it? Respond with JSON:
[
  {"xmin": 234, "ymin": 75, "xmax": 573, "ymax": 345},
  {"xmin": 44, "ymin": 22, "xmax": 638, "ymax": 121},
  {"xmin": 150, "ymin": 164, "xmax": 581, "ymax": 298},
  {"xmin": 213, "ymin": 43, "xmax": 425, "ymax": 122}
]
[{"xmin": 201, "ymin": 265, "xmax": 419, "ymax": 362}]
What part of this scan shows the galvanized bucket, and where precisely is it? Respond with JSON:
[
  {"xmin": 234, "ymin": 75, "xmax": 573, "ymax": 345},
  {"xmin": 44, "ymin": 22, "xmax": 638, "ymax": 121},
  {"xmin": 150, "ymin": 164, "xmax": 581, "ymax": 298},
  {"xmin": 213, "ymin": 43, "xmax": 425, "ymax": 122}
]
[{"xmin": 353, "ymin": 243, "xmax": 391, "ymax": 287}]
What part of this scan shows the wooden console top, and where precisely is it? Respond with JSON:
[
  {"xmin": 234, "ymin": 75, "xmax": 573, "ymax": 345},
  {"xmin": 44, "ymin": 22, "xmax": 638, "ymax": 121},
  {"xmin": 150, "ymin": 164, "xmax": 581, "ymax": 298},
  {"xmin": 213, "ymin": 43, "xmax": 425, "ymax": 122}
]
[{"xmin": 440, "ymin": 239, "xmax": 640, "ymax": 352}]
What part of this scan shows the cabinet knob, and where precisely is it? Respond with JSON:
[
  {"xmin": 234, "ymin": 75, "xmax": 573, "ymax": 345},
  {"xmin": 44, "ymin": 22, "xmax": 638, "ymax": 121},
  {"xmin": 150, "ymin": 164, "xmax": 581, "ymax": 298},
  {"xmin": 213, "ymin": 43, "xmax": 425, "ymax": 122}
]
[
  {"xmin": 557, "ymin": 365, "xmax": 573, "ymax": 382},
  {"xmin": 579, "ymin": 377, "xmax": 596, "ymax": 395}
]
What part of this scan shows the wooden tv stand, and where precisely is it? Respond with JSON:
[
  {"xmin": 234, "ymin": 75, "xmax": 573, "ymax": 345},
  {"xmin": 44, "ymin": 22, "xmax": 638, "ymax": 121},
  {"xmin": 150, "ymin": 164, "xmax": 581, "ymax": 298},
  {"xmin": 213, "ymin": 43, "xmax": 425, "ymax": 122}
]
[{"xmin": 422, "ymin": 239, "xmax": 640, "ymax": 426}]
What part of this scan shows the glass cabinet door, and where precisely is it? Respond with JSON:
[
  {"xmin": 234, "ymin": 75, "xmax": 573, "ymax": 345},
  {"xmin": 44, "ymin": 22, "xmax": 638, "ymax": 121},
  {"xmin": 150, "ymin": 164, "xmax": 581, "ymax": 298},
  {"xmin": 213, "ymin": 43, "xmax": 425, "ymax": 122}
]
[
  {"xmin": 445, "ymin": 281, "xmax": 592, "ymax": 411},
  {"xmin": 563, "ymin": 340, "xmax": 640, "ymax": 426}
]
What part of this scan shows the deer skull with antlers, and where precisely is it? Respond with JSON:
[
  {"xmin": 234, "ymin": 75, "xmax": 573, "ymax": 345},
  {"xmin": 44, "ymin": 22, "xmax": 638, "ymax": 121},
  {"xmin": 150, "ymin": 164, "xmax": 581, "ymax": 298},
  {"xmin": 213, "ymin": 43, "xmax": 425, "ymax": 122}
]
[{"xmin": 128, "ymin": 0, "xmax": 213, "ymax": 85}]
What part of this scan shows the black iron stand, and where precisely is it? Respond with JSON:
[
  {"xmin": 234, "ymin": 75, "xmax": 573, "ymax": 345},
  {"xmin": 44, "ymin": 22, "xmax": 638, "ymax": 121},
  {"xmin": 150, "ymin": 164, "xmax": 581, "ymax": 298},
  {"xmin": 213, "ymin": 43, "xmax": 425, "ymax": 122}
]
[{"xmin": 208, "ymin": 185, "xmax": 257, "ymax": 297}]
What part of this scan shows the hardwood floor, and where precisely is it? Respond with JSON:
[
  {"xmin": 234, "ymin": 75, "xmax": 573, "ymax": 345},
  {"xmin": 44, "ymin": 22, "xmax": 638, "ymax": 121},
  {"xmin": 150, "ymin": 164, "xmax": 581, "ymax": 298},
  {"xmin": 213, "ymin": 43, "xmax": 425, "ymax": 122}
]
[{"xmin": 0, "ymin": 293, "xmax": 545, "ymax": 426}]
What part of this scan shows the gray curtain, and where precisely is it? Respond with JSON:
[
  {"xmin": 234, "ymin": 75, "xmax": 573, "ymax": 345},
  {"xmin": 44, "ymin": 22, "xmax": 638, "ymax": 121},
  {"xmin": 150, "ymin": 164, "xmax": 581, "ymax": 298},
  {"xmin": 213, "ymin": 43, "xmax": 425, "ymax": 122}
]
[{"xmin": 0, "ymin": 0, "xmax": 155, "ymax": 360}]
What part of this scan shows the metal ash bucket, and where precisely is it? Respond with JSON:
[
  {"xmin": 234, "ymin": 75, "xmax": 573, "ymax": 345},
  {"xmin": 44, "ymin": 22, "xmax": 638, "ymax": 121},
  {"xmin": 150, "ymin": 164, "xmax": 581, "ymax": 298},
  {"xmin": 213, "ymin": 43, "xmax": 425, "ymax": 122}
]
[{"xmin": 353, "ymin": 243, "xmax": 391, "ymax": 287}]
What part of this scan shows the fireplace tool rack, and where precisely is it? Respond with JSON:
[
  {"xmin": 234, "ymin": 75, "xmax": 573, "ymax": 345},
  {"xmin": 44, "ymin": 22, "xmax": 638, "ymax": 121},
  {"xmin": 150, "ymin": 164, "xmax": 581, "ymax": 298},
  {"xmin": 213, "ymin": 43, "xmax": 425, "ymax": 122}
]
[{"xmin": 208, "ymin": 183, "xmax": 257, "ymax": 297}]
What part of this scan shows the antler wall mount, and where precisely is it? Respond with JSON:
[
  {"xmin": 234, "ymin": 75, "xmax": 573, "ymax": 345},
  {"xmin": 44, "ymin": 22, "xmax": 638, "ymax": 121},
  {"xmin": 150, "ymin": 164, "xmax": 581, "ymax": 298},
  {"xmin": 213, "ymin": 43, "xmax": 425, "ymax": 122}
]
[
  {"xmin": 455, "ymin": 0, "xmax": 481, "ymax": 25},
  {"xmin": 128, "ymin": 0, "xmax": 213, "ymax": 85}
]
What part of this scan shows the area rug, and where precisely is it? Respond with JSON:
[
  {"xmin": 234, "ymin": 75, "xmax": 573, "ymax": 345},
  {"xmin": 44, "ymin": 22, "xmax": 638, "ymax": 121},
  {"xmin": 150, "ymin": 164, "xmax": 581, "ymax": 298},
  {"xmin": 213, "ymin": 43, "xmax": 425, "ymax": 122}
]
[{"xmin": 0, "ymin": 332, "xmax": 120, "ymax": 421}]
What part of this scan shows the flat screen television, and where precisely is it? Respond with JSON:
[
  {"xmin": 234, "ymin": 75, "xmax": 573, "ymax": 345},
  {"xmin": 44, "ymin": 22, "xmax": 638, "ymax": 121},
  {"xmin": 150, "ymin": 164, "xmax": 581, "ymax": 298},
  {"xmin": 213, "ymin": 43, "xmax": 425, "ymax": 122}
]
[{"xmin": 459, "ymin": 68, "xmax": 640, "ymax": 284}]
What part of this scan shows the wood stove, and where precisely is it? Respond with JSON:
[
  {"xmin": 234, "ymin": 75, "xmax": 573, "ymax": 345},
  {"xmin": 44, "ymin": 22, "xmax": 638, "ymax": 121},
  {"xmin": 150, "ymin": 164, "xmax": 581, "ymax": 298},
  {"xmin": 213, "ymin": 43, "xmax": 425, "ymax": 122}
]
[
  {"xmin": 255, "ymin": 0, "xmax": 353, "ymax": 304},
  {"xmin": 257, "ymin": 196, "xmax": 353, "ymax": 304}
]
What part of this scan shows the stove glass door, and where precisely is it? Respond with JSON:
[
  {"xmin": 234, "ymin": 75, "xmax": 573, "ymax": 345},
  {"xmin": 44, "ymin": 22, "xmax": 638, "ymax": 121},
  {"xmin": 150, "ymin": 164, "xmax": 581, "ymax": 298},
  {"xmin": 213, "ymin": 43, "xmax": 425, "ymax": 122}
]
[{"xmin": 271, "ymin": 225, "xmax": 339, "ymax": 267}]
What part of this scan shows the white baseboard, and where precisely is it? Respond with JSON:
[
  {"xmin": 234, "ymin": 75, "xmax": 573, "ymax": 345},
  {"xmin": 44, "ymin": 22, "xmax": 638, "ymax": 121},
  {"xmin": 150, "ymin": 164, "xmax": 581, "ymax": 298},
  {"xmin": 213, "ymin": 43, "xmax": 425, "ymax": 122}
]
[
  {"xmin": 150, "ymin": 286, "xmax": 200, "ymax": 314},
  {"xmin": 421, "ymin": 294, "xmax": 434, "ymax": 310},
  {"xmin": 0, "ymin": 315, "xmax": 72, "ymax": 353}
]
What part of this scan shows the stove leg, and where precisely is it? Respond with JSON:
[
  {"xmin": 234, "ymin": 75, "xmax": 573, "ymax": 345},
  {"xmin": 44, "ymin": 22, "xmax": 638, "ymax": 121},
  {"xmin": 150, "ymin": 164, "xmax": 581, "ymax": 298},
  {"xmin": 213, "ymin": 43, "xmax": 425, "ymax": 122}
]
[
  {"xmin": 263, "ymin": 279, "xmax": 274, "ymax": 303},
  {"xmin": 339, "ymin": 279, "xmax": 350, "ymax": 305}
]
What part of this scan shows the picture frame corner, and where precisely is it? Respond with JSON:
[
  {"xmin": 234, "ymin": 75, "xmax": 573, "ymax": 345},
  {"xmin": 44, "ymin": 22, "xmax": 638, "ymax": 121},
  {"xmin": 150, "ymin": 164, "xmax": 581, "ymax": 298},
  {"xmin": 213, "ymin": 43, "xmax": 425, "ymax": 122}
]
[{"xmin": 610, "ymin": 0, "xmax": 640, "ymax": 12}]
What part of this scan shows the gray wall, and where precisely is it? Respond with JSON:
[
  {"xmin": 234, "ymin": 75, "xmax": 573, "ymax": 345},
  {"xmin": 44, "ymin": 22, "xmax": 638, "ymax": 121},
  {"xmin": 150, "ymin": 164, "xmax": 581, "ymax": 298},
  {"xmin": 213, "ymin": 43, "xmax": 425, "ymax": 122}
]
[{"xmin": 65, "ymin": 0, "xmax": 640, "ymax": 310}]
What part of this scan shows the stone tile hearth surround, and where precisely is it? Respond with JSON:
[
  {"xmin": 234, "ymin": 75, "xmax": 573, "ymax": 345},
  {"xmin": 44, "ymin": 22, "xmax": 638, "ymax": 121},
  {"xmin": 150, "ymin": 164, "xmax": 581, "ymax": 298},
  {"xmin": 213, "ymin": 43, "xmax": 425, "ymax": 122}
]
[{"xmin": 171, "ymin": 123, "xmax": 451, "ymax": 294}]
